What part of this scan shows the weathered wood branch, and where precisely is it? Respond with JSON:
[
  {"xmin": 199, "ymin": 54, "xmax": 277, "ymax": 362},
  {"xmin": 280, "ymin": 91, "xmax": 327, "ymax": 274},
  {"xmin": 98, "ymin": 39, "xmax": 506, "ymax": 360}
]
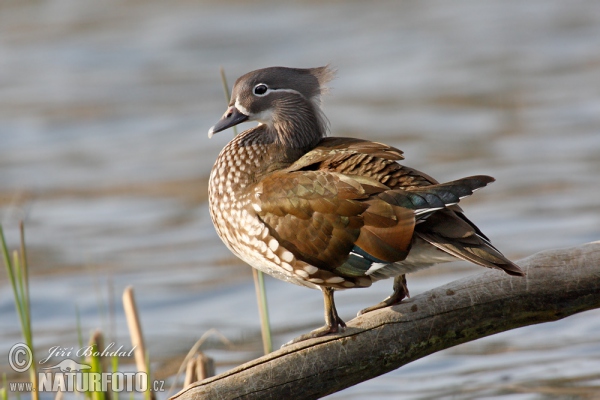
[{"xmin": 173, "ymin": 242, "xmax": 600, "ymax": 400}]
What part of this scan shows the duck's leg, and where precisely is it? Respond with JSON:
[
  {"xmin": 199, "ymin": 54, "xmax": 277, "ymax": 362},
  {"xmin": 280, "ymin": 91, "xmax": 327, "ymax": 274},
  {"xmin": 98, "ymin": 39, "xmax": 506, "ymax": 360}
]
[
  {"xmin": 358, "ymin": 274, "xmax": 410, "ymax": 316},
  {"xmin": 284, "ymin": 287, "xmax": 346, "ymax": 346}
]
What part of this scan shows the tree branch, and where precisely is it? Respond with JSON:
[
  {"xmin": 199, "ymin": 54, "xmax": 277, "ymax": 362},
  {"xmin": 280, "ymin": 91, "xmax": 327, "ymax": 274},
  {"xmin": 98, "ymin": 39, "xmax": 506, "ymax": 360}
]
[{"xmin": 173, "ymin": 242, "xmax": 600, "ymax": 400}]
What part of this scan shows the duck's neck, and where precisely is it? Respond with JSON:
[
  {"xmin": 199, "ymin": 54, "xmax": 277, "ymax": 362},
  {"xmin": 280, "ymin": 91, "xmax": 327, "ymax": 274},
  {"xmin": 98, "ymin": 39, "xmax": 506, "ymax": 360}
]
[
  {"xmin": 212, "ymin": 125, "xmax": 307, "ymax": 191},
  {"xmin": 271, "ymin": 97, "xmax": 328, "ymax": 152},
  {"xmin": 212, "ymin": 100, "xmax": 328, "ymax": 192}
]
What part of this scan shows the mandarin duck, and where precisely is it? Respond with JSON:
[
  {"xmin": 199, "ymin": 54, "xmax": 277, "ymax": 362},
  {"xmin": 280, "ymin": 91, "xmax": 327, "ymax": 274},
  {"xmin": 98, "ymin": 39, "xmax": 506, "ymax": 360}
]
[{"xmin": 208, "ymin": 66, "xmax": 524, "ymax": 345}]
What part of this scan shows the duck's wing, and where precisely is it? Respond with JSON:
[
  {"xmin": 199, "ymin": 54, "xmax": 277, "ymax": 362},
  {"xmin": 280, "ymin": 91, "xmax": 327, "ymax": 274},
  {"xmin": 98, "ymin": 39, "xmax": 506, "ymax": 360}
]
[
  {"xmin": 289, "ymin": 137, "xmax": 438, "ymax": 188},
  {"xmin": 414, "ymin": 209, "xmax": 524, "ymax": 276},
  {"xmin": 255, "ymin": 166, "xmax": 495, "ymax": 287},
  {"xmin": 287, "ymin": 137, "xmax": 524, "ymax": 277}
]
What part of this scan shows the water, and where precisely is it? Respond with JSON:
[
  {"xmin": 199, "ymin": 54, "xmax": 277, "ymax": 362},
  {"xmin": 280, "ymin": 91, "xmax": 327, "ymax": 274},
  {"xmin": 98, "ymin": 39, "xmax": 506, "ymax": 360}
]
[{"xmin": 1, "ymin": 0, "xmax": 599, "ymax": 398}]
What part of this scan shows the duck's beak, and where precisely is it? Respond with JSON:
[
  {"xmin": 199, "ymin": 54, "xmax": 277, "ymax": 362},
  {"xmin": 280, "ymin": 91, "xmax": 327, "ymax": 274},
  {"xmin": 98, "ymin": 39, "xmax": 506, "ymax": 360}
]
[{"xmin": 208, "ymin": 106, "xmax": 249, "ymax": 138}]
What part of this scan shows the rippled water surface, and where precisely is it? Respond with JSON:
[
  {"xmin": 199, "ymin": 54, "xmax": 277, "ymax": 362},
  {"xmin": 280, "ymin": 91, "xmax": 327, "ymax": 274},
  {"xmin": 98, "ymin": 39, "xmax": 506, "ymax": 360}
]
[{"xmin": 1, "ymin": 1, "xmax": 599, "ymax": 398}]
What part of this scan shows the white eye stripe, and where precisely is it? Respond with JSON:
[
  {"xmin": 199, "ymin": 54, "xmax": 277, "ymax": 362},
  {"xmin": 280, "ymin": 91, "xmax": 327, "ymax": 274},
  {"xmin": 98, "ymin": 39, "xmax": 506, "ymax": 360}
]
[
  {"xmin": 252, "ymin": 84, "xmax": 304, "ymax": 98},
  {"xmin": 270, "ymin": 88, "xmax": 304, "ymax": 97}
]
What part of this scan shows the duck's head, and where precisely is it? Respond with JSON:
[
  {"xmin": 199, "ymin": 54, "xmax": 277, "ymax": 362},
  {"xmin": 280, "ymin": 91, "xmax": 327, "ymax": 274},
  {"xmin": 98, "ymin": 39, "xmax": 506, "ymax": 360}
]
[{"xmin": 208, "ymin": 66, "xmax": 335, "ymax": 147}]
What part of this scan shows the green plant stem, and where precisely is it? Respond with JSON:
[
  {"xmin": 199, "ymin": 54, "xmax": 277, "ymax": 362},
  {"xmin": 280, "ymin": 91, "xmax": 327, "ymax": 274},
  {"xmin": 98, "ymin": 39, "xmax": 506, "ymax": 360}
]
[
  {"xmin": 1, "ymin": 374, "xmax": 7, "ymax": 400},
  {"xmin": 19, "ymin": 221, "xmax": 30, "ymax": 317},
  {"xmin": 1, "ymin": 224, "xmax": 38, "ymax": 400},
  {"xmin": 252, "ymin": 269, "xmax": 272, "ymax": 354},
  {"xmin": 219, "ymin": 67, "xmax": 238, "ymax": 136}
]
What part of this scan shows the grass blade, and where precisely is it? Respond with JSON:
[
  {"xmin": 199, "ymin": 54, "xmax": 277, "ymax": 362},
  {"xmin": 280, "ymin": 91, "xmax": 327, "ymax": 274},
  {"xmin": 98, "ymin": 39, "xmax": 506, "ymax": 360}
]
[
  {"xmin": 219, "ymin": 67, "xmax": 238, "ymax": 137},
  {"xmin": 1, "ymin": 224, "xmax": 38, "ymax": 400}
]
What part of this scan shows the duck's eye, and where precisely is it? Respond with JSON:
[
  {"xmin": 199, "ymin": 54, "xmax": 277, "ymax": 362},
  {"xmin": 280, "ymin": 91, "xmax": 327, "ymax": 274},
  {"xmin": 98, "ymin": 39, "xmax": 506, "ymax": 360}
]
[{"xmin": 253, "ymin": 84, "xmax": 268, "ymax": 96}]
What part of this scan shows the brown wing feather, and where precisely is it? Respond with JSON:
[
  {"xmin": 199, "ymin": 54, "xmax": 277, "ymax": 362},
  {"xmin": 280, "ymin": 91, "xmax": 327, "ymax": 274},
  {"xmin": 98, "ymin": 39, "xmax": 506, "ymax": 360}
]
[
  {"xmin": 289, "ymin": 137, "xmax": 439, "ymax": 189},
  {"xmin": 288, "ymin": 138, "xmax": 403, "ymax": 171},
  {"xmin": 257, "ymin": 168, "xmax": 417, "ymax": 273},
  {"xmin": 257, "ymin": 170, "xmax": 368, "ymax": 271},
  {"xmin": 355, "ymin": 200, "xmax": 415, "ymax": 262},
  {"xmin": 416, "ymin": 209, "xmax": 524, "ymax": 276}
]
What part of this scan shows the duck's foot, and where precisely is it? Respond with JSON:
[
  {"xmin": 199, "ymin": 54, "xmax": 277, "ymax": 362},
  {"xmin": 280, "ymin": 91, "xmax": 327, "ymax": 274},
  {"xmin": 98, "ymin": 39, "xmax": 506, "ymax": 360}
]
[
  {"xmin": 283, "ymin": 316, "xmax": 346, "ymax": 346},
  {"xmin": 283, "ymin": 286, "xmax": 345, "ymax": 347},
  {"xmin": 358, "ymin": 274, "xmax": 409, "ymax": 316}
]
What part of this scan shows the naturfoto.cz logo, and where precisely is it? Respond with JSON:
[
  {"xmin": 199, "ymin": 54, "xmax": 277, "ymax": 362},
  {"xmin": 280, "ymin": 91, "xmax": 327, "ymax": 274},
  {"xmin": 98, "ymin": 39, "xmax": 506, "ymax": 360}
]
[{"xmin": 7, "ymin": 343, "xmax": 165, "ymax": 394}]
